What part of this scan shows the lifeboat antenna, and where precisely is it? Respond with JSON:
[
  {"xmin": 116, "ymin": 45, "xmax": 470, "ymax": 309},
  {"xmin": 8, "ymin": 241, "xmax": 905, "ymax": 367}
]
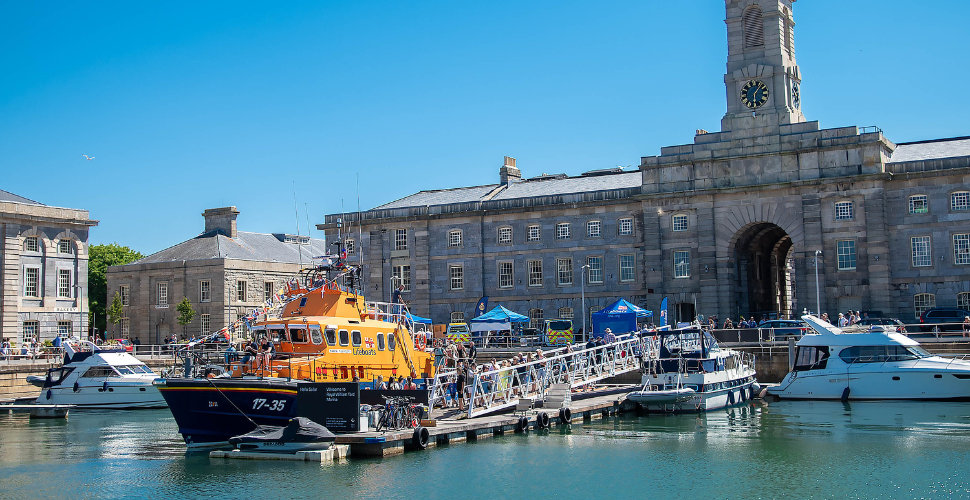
[{"xmin": 293, "ymin": 181, "xmax": 303, "ymax": 269}]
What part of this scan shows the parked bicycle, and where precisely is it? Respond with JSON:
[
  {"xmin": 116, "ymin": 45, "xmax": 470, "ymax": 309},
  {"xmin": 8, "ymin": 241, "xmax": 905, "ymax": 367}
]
[{"xmin": 373, "ymin": 395, "xmax": 420, "ymax": 432}]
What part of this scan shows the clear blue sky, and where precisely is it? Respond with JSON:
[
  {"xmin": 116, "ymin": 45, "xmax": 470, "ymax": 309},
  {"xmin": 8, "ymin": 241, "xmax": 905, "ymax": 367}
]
[{"xmin": 2, "ymin": 1, "xmax": 968, "ymax": 255}]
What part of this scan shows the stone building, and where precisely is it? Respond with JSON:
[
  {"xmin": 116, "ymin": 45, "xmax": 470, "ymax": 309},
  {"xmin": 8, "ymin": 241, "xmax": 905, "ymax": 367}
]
[
  {"xmin": 1, "ymin": 189, "xmax": 98, "ymax": 344},
  {"xmin": 320, "ymin": 0, "xmax": 970, "ymax": 327},
  {"xmin": 107, "ymin": 207, "xmax": 325, "ymax": 344}
]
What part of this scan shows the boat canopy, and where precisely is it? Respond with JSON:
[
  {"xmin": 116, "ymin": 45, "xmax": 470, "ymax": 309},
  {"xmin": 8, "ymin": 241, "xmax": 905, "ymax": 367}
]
[
  {"xmin": 406, "ymin": 313, "xmax": 432, "ymax": 325},
  {"xmin": 470, "ymin": 305, "xmax": 529, "ymax": 332},
  {"xmin": 798, "ymin": 315, "xmax": 919, "ymax": 347}
]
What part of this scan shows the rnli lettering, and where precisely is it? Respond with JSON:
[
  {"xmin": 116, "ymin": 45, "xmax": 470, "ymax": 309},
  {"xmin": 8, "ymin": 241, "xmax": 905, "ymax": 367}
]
[{"xmin": 353, "ymin": 348, "xmax": 377, "ymax": 356}]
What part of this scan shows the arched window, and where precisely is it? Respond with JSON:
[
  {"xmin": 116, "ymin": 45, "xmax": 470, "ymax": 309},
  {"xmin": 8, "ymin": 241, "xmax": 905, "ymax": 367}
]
[
  {"xmin": 914, "ymin": 293, "xmax": 936, "ymax": 319},
  {"xmin": 742, "ymin": 5, "xmax": 764, "ymax": 48}
]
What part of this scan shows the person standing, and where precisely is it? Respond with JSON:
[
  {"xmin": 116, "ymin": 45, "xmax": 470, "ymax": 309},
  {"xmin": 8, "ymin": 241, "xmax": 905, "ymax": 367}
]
[
  {"xmin": 456, "ymin": 362, "xmax": 467, "ymax": 411},
  {"xmin": 963, "ymin": 316, "xmax": 970, "ymax": 338}
]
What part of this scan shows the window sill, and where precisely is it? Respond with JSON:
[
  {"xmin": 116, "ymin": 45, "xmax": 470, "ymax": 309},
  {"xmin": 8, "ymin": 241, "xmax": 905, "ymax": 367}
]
[{"xmin": 156, "ymin": 305, "xmax": 169, "ymax": 309}]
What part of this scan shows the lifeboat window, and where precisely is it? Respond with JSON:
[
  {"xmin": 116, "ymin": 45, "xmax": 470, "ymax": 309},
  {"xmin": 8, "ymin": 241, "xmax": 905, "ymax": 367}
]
[
  {"xmin": 793, "ymin": 346, "xmax": 829, "ymax": 371},
  {"xmin": 351, "ymin": 330, "xmax": 362, "ymax": 347},
  {"xmin": 377, "ymin": 333, "xmax": 386, "ymax": 351},
  {"xmin": 299, "ymin": 297, "xmax": 308, "ymax": 307},
  {"xmin": 269, "ymin": 328, "xmax": 286, "ymax": 343},
  {"xmin": 388, "ymin": 333, "xmax": 396, "ymax": 351},
  {"xmin": 339, "ymin": 329, "xmax": 349, "ymax": 346},
  {"xmin": 325, "ymin": 328, "xmax": 336, "ymax": 346},
  {"xmin": 309, "ymin": 327, "xmax": 323, "ymax": 345},
  {"xmin": 290, "ymin": 328, "xmax": 308, "ymax": 343}
]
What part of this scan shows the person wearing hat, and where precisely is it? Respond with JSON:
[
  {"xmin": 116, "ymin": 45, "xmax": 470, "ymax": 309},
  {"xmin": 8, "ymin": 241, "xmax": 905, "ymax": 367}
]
[
  {"xmin": 838, "ymin": 313, "xmax": 849, "ymax": 327},
  {"xmin": 604, "ymin": 328, "xmax": 616, "ymax": 344}
]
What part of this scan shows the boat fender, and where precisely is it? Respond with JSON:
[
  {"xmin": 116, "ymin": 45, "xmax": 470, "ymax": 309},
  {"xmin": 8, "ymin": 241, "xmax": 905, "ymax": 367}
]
[
  {"xmin": 73, "ymin": 382, "xmax": 79, "ymax": 393},
  {"xmin": 558, "ymin": 407, "xmax": 572, "ymax": 423},
  {"xmin": 46, "ymin": 389, "xmax": 52, "ymax": 400},
  {"xmin": 841, "ymin": 387, "xmax": 850, "ymax": 402},
  {"xmin": 412, "ymin": 426, "xmax": 430, "ymax": 449},
  {"xmin": 536, "ymin": 412, "xmax": 550, "ymax": 429},
  {"xmin": 728, "ymin": 390, "xmax": 735, "ymax": 405},
  {"xmin": 102, "ymin": 381, "xmax": 109, "ymax": 392},
  {"xmin": 516, "ymin": 416, "xmax": 529, "ymax": 432}
]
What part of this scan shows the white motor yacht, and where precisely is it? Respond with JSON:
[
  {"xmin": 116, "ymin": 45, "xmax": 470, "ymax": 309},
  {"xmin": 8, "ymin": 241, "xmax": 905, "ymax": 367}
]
[
  {"xmin": 28, "ymin": 341, "xmax": 166, "ymax": 409},
  {"xmin": 631, "ymin": 325, "xmax": 759, "ymax": 412},
  {"xmin": 766, "ymin": 315, "xmax": 970, "ymax": 401}
]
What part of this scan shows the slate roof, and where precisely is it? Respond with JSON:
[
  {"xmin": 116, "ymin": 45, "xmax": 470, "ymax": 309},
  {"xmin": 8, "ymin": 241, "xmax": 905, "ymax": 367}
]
[
  {"xmin": 133, "ymin": 231, "xmax": 328, "ymax": 265},
  {"xmin": 374, "ymin": 184, "xmax": 500, "ymax": 210},
  {"xmin": 0, "ymin": 189, "xmax": 44, "ymax": 206},
  {"xmin": 890, "ymin": 136, "xmax": 970, "ymax": 163}
]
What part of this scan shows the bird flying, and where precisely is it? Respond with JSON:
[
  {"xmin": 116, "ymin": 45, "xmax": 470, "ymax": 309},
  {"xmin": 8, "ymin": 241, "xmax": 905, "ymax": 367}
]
[{"xmin": 82, "ymin": 155, "xmax": 95, "ymax": 160}]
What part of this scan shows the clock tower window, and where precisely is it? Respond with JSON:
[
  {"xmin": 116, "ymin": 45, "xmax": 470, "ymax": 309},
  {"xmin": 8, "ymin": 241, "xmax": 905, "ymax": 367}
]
[{"xmin": 742, "ymin": 5, "xmax": 764, "ymax": 48}]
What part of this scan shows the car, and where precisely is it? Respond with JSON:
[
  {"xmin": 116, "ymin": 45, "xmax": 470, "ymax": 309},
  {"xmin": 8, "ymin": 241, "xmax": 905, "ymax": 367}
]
[
  {"xmin": 919, "ymin": 308, "xmax": 970, "ymax": 333},
  {"xmin": 108, "ymin": 338, "xmax": 134, "ymax": 353},
  {"xmin": 757, "ymin": 319, "xmax": 810, "ymax": 338}
]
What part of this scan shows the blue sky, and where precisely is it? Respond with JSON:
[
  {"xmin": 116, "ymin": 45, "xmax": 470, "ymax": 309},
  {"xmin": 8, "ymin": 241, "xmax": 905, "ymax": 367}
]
[{"xmin": 2, "ymin": 1, "xmax": 968, "ymax": 255}]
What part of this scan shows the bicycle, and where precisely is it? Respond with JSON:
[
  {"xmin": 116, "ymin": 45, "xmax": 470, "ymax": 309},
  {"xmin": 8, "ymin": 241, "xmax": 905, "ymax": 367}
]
[{"xmin": 374, "ymin": 395, "xmax": 420, "ymax": 432}]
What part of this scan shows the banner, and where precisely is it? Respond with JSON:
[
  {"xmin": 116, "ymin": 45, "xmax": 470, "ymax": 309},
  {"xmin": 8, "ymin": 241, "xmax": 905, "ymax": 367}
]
[
  {"xmin": 660, "ymin": 297, "xmax": 668, "ymax": 327},
  {"xmin": 474, "ymin": 296, "xmax": 489, "ymax": 319}
]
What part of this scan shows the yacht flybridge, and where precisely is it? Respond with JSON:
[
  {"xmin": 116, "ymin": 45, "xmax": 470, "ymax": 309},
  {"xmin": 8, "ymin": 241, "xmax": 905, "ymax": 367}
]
[{"xmin": 767, "ymin": 315, "xmax": 970, "ymax": 401}]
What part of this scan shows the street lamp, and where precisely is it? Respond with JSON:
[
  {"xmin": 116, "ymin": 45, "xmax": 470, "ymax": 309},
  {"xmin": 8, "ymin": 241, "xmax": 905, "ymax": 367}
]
[
  {"xmin": 814, "ymin": 250, "xmax": 822, "ymax": 316},
  {"xmin": 581, "ymin": 264, "xmax": 589, "ymax": 341}
]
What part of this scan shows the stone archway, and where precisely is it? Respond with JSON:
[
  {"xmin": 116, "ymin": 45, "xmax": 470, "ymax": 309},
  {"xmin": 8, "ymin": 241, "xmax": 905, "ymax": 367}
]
[{"xmin": 732, "ymin": 222, "xmax": 794, "ymax": 321}]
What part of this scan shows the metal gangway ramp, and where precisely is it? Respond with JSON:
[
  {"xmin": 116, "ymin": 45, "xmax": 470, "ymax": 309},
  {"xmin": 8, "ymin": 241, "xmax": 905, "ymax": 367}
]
[{"xmin": 430, "ymin": 335, "xmax": 654, "ymax": 419}]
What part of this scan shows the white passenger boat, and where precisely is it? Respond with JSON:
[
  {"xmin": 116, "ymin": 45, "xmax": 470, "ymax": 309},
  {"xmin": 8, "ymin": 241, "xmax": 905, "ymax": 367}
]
[
  {"xmin": 28, "ymin": 341, "xmax": 166, "ymax": 409},
  {"xmin": 633, "ymin": 325, "xmax": 758, "ymax": 412},
  {"xmin": 766, "ymin": 315, "xmax": 970, "ymax": 401}
]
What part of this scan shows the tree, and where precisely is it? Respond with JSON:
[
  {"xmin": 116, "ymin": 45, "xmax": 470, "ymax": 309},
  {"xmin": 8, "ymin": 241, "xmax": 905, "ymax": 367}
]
[
  {"xmin": 176, "ymin": 297, "xmax": 196, "ymax": 336},
  {"xmin": 88, "ymin": 243, "xmax": 144, "ymax": 335},
  {"xmin": 106, "ymin": 292, "xmax": 124, "ymax": 336}
]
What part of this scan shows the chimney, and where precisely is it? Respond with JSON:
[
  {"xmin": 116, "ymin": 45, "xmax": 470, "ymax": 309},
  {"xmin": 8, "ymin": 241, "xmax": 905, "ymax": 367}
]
[
  {"xmin": 499, "ymin": 156, "xmax": 521, "ymax": 185},
  {"xmin": 202, "ymin": 206, "xmax": 239, "ymax": 238}
]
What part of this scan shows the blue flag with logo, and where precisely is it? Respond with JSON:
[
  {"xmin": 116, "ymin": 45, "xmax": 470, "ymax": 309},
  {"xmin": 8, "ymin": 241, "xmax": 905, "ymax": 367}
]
[
  {"xmin": 474, "ymin": 297, "xmax": 489, "ymax": 318},
  {"xmin": 659, "ymin": 297, "xmax": 668, "ymax": 327}
]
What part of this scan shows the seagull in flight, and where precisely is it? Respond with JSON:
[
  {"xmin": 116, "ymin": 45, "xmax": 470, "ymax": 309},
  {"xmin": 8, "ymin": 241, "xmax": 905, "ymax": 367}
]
[{"xmin": 82, "ymin": 154, "xmax": 95, "ymax": 160}]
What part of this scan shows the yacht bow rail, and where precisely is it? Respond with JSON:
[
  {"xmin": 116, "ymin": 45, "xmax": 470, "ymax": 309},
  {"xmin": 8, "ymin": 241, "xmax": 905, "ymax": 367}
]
[{"xmin": 430, "ymin": 335, "xmax": 654, "ymax": 419}]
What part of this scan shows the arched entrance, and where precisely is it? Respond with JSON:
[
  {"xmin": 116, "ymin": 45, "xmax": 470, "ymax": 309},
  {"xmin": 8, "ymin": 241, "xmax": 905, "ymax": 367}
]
[{"xmin": 732, "ymin": 223, "xmax": 795, "ymax": 321}]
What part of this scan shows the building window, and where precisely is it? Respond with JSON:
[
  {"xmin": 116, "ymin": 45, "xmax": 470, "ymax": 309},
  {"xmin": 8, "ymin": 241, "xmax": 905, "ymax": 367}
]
[
  {"xmin": 200, "ymin": 280, "xmax": 211, "ymax": 302},
  {"xmin": 57, "ymin": 269, "xmax": 72, "ymax": 298},
  {"xmin": 344, "ymin": 238, "xmax": 355, "ymax": 255},
  {"xmin": 619, "ymin": 218, "xmax": 634, "ymax": 236},
  {"xmin": 264, "ymin": 282, "xmax": 275, "ymax": 302},
  {"xmin": 742, "ymin": 5, "xmax": 764, "ymax": 48},
  {"xmin": 558, "ymin": 307, "xmax": 573, "ymax": 319},
  {"xmin": 24, "ymin": 236, "xmax": 39, "ymax": 252},
  {"xmin": 952, "ymin": 191, "xmax": 970, "ymax": 211},
  {"xmin": 529, "ymin": 308, "xmax": 544, "ymax": 330},
  {"xmin": 393, "ymin": 265, "xmax": 411, "ymax": 292},
  {"xmin": 556, "ymin": 223, "xmax": 570, "ymax": 240},
  {"xmin": 837, "ymin": 240, "xmax": 857, "ymax": 271},
  {"xmin": 449, "ymin": 265, "xmax": 464, "ymax": 290},
  {"xmin": 201, "ymin": 314, "xmax": 210, "ymax": 335},
  {"xmin": 499, "ymin": 261, "xmax": 513, "ymax": 288},
  {"xmin": 619, "ymin": 254, "xmax": 636, "ymax": 282},
  {"xmin": 157, "ymin": 282, "xmax": 168, "ymax": 307},
  {"xmin": 674, "ymin": 250, "xmax": 691, "ymax": 278},
  {"xmin": 958, "ymin": 292, "xmax": 970, "ymax": 311},
  {"xmin": 451, "ymin": 311, "xmax": 465, "ymax": 323},
  {"xmin": 955, "ymin": 234, "xmax": 970, "ymax": 265},
  {"xmin": 498, "ymin": 226, "xmax": 513, "ymax": 244},
  {"xmin": 587, "ymin": 256, "xmax": 603, "ymax": 284},
  {"xmin": 909, "ymin": 195, "xmax": 928, "ymax": 214},
  {"xmin": 914, "ymin": 293, "xmax": 936, "ymax": 319},
  {"xmin": 236, "ymin": 280, "xmax": 247, "ymax": 302},
  {"xmin": 835, "ymin": 201, "xmax": 854, "ymax": 221},
  {"xmin": 528, "ymin": 225, "xmax": 541, "ymax": 242},
  {"xmin": 59, "ymin": 239, "xmax": 73, "ymax": 254},
  {"xmin": 58, "ymin": 321, "xmax": 72, "ymax": 338},
  {"xmin": 121, "ymin": 318, "xmax": 130, "ymax": 339},
  {"xmin": 449, "ymin": 230, "xmax": 462, "ymax": 247},
  {"xmin": 557, "ymin": 258, "xmax": 573, "ymax": 286},
  {"xmin": 23, "ymin": 321, "xmax": 39, "ymax": 343},
  {"xmin": 528, "ymin": 260, "xmax": 543, "ymax": 287},
  {"xmin": 911, "ymin": 236, "xmax": 932, "ymax": 267},
  {"xmin": 24, "ymin": 268, "xmax": 39, "ymax": 297},
  {"xmin": 395, "ymin": 229, "xmax": 408, "ymax": 251},
  {"xmin": 672, "ymin": 214, "xmax": 688, "ymax": 232},
  {"xmin": 120, "ymin": 285, "xmax": 130, "ymax": 306},
  {"xmin": 586, "ymin": 221, "xmax": 601, "ymax": 238}
]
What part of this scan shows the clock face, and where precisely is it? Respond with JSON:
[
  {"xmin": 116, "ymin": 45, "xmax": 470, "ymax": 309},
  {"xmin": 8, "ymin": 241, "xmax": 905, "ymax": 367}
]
[
  {"xmin": 740, "ymin": 80, "xmax": 770, "ymax": 109},
  {"xmin": 792, "ymin": 82, "xmax": 800, "ymax": 109}
]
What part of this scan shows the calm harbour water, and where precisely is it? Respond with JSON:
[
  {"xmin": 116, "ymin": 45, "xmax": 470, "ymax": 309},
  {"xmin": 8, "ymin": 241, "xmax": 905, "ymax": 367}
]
[{"xmin": 1, "ymin": 401, "xmax": 970, "ymax": 499}]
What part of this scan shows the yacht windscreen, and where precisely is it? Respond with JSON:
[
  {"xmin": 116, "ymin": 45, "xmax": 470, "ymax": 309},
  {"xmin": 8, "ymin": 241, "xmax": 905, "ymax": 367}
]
[
  {"xmin": 793, "ymin": 346, "xmax": 829, "ymax": 371},
  {"xmin": 839, "ymin": 345, "xmax": 927, "ymax": 364}
]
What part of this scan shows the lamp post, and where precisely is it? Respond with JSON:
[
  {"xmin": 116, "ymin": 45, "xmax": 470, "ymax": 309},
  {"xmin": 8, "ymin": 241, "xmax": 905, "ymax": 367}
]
[
  {"xmin": 581, "ymin": 264, "xmax": 589, "ymax": 341},
  {"xmin": 814, "ymin": 250, "xmax": 822, "ymax": 316}
]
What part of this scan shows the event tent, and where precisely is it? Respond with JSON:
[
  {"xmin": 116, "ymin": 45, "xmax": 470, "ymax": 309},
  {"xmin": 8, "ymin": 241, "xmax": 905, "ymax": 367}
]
[
  {"xmin": 590, "ymin": 299, "xmax": 653, "ymax": 336},
  {"xmin": 406, "ymin": 312, "xmax": 432, "ymax": 325},
  {"xmin": 470, "ymin": 305, "xmax": 529, "ymax": 332}
]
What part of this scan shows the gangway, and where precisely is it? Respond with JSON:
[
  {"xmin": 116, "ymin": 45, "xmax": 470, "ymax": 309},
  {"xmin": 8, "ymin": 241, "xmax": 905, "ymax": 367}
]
[{"xmin": 429, "ymin": 335, "xmax": 655, "ymax": 419}]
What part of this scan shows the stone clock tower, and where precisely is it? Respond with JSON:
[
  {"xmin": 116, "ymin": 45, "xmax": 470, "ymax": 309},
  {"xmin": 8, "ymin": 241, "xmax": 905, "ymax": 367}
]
[{"xmin": 721, "ymin": 0, "xmax": 805, "ymax": 135}]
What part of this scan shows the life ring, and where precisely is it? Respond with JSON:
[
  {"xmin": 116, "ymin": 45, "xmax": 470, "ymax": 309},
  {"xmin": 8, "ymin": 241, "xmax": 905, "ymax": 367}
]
[
  {"xmin": 558, "ymin": 407, "xmax": 572, "ymax": 423},
  {"xmin": 412, "ymin": 426, "xmax": 430, "ymax": 449},
  {"xmin": 415, "ymin": 333, "xmax": 426, "ymax": 351},
  {"xmin": 536, "ymin": 412, "xmax": 550, "ymax": 429},
  {"xmin": 516, "ymin": 416, "xmax": 530, "ymax": 432}
]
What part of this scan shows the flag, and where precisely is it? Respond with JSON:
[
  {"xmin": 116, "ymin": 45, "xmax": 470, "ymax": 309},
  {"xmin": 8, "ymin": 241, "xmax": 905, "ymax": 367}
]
[
  {"xmin": 659, "ymin": 297, "xmax": 668, "ymax": 327},
  {"xmin": 475, "ymin": 296, "xmax": 489, "ymax": 318}
]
